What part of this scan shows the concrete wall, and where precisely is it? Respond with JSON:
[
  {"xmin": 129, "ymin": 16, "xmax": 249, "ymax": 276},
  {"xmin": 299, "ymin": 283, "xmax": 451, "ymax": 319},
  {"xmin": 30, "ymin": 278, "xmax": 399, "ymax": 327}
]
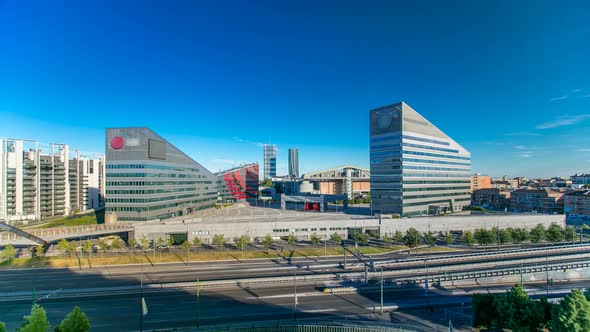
[{"xmin": 134, "ymin": 214, "xmax": 565, "ymax": 244}]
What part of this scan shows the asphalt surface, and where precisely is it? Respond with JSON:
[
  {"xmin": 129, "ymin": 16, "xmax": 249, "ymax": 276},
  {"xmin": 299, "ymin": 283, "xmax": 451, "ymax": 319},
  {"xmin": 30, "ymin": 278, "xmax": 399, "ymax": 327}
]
[
  {"xmin": 2, "ymin": 243, "xmax": 588, "ymax": 294},
  {"xmin": 1, "ymin": 278, "xmax": 588, "ymax": 331}
]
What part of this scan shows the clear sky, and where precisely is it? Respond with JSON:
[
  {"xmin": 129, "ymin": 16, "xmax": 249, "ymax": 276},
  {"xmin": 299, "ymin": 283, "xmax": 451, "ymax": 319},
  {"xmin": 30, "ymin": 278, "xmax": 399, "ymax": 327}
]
[{"xmin": 1, "ymin": 0, "xmax": 589, "ymax": 178}]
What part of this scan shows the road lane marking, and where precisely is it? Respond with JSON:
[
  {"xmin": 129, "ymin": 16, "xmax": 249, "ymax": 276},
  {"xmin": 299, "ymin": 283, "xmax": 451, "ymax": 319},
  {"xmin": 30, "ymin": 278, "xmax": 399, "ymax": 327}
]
[{"xmin": 301, "ymin": 308, "xmax": 338, "ymax": 313}]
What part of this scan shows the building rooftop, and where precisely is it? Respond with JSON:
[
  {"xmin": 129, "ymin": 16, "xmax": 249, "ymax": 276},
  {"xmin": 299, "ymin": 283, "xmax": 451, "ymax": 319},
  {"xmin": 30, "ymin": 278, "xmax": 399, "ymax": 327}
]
[{"xmin": 214, "ymin": 163, "xmax": 258, "ymax": 176}]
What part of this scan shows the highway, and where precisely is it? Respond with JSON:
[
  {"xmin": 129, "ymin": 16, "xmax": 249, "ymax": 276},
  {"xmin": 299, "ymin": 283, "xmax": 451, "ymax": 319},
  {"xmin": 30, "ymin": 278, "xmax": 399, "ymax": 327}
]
[
  {"xmin": 2, "ymin": 243, "xmax": 589, "ymax": 294},
  {"xmin": 1, "ymin": 277, "xmax": 587, "ymax": 331},
  {"xmin": 1, "ymin": 244, "xmax": 590, "ymax": 331}
]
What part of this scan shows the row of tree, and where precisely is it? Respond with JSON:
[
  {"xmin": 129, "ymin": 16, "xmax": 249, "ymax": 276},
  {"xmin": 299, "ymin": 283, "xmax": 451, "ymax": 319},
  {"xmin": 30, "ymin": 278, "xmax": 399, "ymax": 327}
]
[
  {"xmin": 473, "ymin": 284, "xmax": 590, "ymax": 331},
  {"xmin": 0, "ymin": 304, "xmax": 89, "ymax": 332},
  {"xmin": 463, "ymin": 223, "xmax": 576, "ymax": 246}
]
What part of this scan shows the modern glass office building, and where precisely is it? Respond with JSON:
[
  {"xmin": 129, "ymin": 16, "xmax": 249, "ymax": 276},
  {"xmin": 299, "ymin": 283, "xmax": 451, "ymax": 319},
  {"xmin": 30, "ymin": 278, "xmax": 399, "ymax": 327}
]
[
  {"xmin": 105, "ymin": 128, "xmax": 217, "ymax": 222},
  {"xmin": 288, "ymin": 148, "xmax": 299, "ymax": 178},
  {"xmin": 369, "ymin": 102, "xmax": 471, "ymax": 216},
  {"xmin": 263, "ymin": 144, "xmax": 277, "ymax": 179}
]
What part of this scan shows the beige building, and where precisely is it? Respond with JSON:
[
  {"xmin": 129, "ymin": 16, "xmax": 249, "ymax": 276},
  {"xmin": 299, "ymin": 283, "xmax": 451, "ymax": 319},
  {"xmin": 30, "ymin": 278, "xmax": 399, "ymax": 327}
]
[
  {"xmin": 470, "ymin": 174, "xmax": 492, "ymax": 192},
  {"xmin": 303, "ymin": 166, "xmax": 370, "ymax": 199}
]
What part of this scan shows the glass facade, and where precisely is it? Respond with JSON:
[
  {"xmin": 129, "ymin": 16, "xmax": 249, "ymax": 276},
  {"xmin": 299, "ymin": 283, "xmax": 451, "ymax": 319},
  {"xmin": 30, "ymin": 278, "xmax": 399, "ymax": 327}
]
[
  {"xmin": 216, "ymin": 163, "xmax": 259, "ymax": 202},
  {"xmin": 105, "ymin": 128, "xmax": 217, "ymax": 222},
  {"xmin": 369, "ymin": 102, "xmax": 471, "ymax": 216},
  {"xmin": 263, "ymin": 144, "xmax": 276, "ymax": 179}
]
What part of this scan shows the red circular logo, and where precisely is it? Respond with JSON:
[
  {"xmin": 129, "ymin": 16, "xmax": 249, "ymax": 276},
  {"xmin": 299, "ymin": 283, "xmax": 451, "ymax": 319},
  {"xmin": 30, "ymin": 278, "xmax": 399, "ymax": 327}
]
[{"xmin": 111, "ymin": 136, "xmax": 124, "ymax": 149}]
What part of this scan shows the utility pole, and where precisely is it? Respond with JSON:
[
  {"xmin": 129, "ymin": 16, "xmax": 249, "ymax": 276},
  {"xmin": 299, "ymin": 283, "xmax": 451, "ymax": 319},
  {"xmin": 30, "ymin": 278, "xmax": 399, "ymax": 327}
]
[
  {"xmin": 425, "ymin": 259, "xmax": 429, "ymax": 312},
  {"xmin": 520, "ymin": 263, "xmax": 523, "ymax": 287},
  {"xmin": 139, "ymin": 274, "xmax": 143, "ymax": 332},
  {"xmin": 195, "ymin": 279, "xmax": 201, "ymax": 328},
  {"xmin": 380, "ymin": 267, "xmax": 384, "ymax": 315},
  {"xmin": 497, "ymin": 216, "xmax": 500, "ymax": 250},
  {"xmin": 293, "ymin": 269, "xmax": 297, "ymax": 320},
  {"xmin": 324, "ymin": 238, "xmax": 327, "ymax": 258},
  {"xmin": 546, "ymin": 248, "xmax": 549, "ymax": 297}
]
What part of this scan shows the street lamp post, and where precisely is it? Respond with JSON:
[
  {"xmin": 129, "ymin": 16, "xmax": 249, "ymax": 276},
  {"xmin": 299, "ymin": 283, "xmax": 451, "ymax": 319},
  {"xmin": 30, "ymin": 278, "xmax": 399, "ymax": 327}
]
[
  {"xmin": 380, "ymin": 267, "xmax": 384, "ymax": 315},
  {"xmin": 425, "ymin": 259, "xmax": 429, "ymax": 312},
  {"xmin": 195, "ymin": 279, "xmax": 201, "ymax": 328},
  {"xmin": 546, "ymin": 247, "xmax": 549, "ymax": 297},
  {"xmin": 293, "ymin": 269, "xmax": 298, "ymax": 320}
]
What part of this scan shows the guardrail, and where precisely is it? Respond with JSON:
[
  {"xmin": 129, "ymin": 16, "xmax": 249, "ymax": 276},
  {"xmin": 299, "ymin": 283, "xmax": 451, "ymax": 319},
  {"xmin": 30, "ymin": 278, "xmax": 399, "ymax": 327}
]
[
  {"xmin": 0, "ymin": 224, "xmax": 134, "ymax": 242},
  {"xmin": 345, "ymin": 242, "xmax": 590, "ymax": 270}
]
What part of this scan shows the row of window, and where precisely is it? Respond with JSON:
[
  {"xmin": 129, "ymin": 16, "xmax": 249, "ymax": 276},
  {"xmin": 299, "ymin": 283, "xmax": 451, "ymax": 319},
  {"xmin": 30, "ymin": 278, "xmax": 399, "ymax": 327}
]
[
  {"xmin": 404, "ymin": 165, "xmax": 470, "ymax": 172},
  {"xmin": 371, "ymin": 172, "xmax": 469, "ymax": 178},
  {"xmin": 371, "ymin": 186, "xmax": 470, "ymax": 192},
  {"xmin": 106, "ymin": 198, "xmax": 216, "ymax": 212},
  {"xmin": 106, "ymin": 187, "xmax": 198, "ymax": 195},
  {"xmin": 106, "ymin": 164, "xmax": 201, "ymax": 172},
  {"xmin": 403, "ymin": 192, "xmax": 471, "ymax": 200},
  {"xmin": 402, "ymin": 197, "xmax": 471, "ymax": 207},
  {"xmin": 107, "ymin": 173, "xmax": 203, "ymax": 179},
  {"xmin": 371, "ymin": 149, "xmax": 470, "ymax": 161},
  {"xmin": 106, "ymin": 181, "xmax": 213, "ymax": 186},
  {"xmin": 403, "ymin": 173, "xmax": 470, "ymax": 178},
  {"xmin": 106, "ymin": 193, "xmax": 198, "ymax": 204},
  {"xmin": 371, "ymin": 134, "xmax": 450, "ymax": 146}
]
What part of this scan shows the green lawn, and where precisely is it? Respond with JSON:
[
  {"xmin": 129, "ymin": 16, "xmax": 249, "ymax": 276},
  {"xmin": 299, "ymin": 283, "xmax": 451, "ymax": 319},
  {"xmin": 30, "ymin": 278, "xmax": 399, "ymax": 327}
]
[{"xmin": 32, "ymin": 210, "xmax": 103, "ymax": 229}]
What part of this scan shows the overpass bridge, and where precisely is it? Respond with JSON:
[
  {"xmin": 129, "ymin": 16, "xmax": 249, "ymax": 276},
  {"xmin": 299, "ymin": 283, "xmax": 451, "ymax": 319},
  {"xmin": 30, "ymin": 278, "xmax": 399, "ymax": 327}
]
[{"xmin": 0, "ymin": 223, "xmax": 134, "ymax": 247}]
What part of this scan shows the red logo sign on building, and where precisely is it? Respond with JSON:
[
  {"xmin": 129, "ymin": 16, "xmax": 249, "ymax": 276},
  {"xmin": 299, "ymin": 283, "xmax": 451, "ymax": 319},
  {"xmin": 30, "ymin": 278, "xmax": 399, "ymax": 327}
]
[{"xmin": 111, "ymin": 136, "xmax": 124, "ymax": 149}]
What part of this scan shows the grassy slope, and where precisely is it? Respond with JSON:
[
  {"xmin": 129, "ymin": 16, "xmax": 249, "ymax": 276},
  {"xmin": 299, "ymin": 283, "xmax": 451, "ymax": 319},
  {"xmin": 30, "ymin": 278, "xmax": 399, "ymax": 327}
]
[{"xmin": 0, "ymin": 245, "xmax": 464, "ymax": 269}]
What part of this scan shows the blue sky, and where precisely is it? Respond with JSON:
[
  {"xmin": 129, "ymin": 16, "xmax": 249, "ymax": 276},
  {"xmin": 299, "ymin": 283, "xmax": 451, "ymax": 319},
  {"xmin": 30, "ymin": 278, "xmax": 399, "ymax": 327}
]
[{"xmin": 1, "ymin": 0, "xmax": 589, "ymax": 178}]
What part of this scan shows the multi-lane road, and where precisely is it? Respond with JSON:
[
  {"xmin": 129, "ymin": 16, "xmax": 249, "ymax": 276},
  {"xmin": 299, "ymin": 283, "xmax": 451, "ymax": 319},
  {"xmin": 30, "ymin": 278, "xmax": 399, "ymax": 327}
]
[{"xmin": 1, "ymin": 244, "xmax": 589, "ymax": 331}]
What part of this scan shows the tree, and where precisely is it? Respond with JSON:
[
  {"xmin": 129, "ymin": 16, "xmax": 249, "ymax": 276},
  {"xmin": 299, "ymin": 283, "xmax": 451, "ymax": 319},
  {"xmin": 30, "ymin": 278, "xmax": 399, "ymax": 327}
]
[
  {"xmin": 57, "ymin": 239, "xmax": 73, "ymax": 256},
  {"xmin": 156, "ymin": 237, "xmax": 165, "ymax": 248},
  {"xmin": 98, "ymin": 239, "xmax": 109, "ymax": 250},
  {"xmin": 510, "ymin": 227, "xmax": 529, "ymax": 243},
  {"xmin": 191, "ymin": 237, "xmax": 202, "ymax": 247},
  {"xmin": 330, "ymin": 233, "xmax": 342, "ymax": 244},
  {"xmin": 261, "ymin": 178, "xmax": 273, "ymax": 187},
  {"xmin": 181, "ymin": 241, "xmax": 191, "ymax": 257},
  {"xmin": 444, "ymin": 231, "xmax": 453, "ymax": 244},
  {"xmin": 403, "ymin": 228, "xmax": 422, "ymax": 250},
  {"xmin": 18, "ymin": 304, "xmax": 50, "ymax": 332},
  {"xmin": 547, "ymin": 223, "xmax": 565, "ymax": 243},
  {"xmin": 423, "ymin": 231, "xmax": 437, "ymax": 246},
  {"xmin": 212, "ymin": 234, "xmax": 226, "ymax": 247},
  {"xmin": 287, "ymin": 233, "xmax": 296, "ymax": 249},
  {"xmin": 236, "ymin": 235, "xmax": 249, "ymax": 251},
  {"xmin": 261, "ymin": 234, "xmax": 274, "ymax": 253},
  {"xmin": 549, "ymin": 289, "xmax": 590, "ymax": 332},
  {"xmin": 110, "ymin": 237, "xmax": 122, "ymax": 249},
  {"xmin": 474, "ymin": 228, "xmax": 495, "ymax": 246},
  {"xmin": 493, "ymin": 284, "xmax": 545, "ymax": 331},
  {"xmin": 167, "ymin": 235, "xmax": 175, "ymax": 246},
  {"xmin": 82, "ymin": 240, "xmax": 92, "ymax": 253},
  {"xmin": 310, "ymin": 233, "xmax": 320, "ymax": 246},
  {"xmin": 393, "ymin": 230, "xmax": 403, "ymax": 242},
  {"xmin": 0, "ymin": 321, "xmax": 5, "ymax": 332},
  {"xmin": 529, "ymin": 224, "xmax": 546, "ymax": 243},
  {"xmin": 565, "ymin": 226, "xmax": 576, "ymax": 242},
  {"xmin": 352, "ymin": 232, "xmax": 369, "ymax": 246},
  {"xmin": 499, "ymin": 229, "xmax": 512, "ymax": 244},
  {"xmin": 0, "ymin": 243, "xmax": 17, "ymax": 262},
  {"xmin": 381, "ymin": 234, "xmax": 392, "ymax": 245},
  {"xmin": 463, "ymin": 231, "xmax": 475, "ymax": 246},
  {"xmin": 472, "ymin": 293, "xmax": 498, "ymax": 328},
  {"xmin": 128, "ymin": 238, "xmax": 138, "ymax": 248},
  {"xmin": 139, "ymin": 237, "xmax": 150, "ymax": 250},
  {"xmin": 58, "ymin": 306, "xmax": 90, "ymax": 332}
]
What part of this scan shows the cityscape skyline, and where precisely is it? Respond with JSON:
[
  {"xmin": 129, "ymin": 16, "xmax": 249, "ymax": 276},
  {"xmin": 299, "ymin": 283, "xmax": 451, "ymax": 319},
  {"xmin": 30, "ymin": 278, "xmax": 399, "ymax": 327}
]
[{"xmin": 1, "ymin": 1, "xmax": 590, "ymax": 178}]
